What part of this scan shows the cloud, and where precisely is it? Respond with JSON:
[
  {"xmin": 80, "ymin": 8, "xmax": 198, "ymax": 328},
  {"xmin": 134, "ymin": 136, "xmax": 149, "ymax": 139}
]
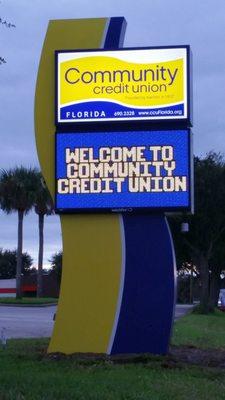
[
  {"xmin": 1, "ymin": 0, "xmax": 225, "ymax": 256},
  {"xmin": 0, "ymin": 211, "xmax": 62, "ymax": 266}
]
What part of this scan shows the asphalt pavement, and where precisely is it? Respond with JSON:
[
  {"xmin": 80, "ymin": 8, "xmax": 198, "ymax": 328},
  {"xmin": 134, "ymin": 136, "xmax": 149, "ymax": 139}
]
[
  {"xmin": 0, "ymin": 304, "xmax": 193, "ymax": 340},
  {"xmin": 0, "ymin": 305, "xmax": 56, "ymax": 339},
  {"xmin": 175, "ymin": 304, "xmax": 193, "ymax": 320}
]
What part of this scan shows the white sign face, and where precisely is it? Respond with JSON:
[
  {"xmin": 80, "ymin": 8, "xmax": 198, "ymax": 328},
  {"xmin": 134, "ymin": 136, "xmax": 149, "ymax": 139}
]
[{"xmin": 56, "ymin": 46, "xmax": 191, "ymax": 124}]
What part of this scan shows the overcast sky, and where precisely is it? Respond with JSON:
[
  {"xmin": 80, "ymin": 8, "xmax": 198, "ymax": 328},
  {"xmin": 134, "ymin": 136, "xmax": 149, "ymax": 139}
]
[{"xmin": 0, "ymin": 0, "xmax": 225, "ymax": 267}]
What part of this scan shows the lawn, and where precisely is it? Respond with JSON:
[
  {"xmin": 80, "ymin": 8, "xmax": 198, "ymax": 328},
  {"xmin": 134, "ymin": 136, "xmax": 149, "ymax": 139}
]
[
  {"xmin": 0, "ymin": 311, "xmax": 225, "ymax": 400},
  {"xmin": 0, "ymin": 297, "xmax": 58, "ymax": 305},
  {"xmin": 172, "ymin": 309, "xmax": 225, "ymax": 348}
]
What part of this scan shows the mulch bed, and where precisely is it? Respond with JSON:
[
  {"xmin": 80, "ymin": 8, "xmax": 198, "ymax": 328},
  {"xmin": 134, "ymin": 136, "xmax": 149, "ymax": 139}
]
[
  {"xmin": 45, "ymin": 345, "xmax": 225, "ymax": 369},
  {"xmin": 169, "ymin": 345, "xmax": 225, "ymax": 368}
]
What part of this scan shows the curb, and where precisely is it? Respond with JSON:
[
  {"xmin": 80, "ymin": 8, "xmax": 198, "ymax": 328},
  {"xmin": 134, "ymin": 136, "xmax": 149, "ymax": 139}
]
[{"xmin": 0, "ymin": 303, "xmax": 58, "ymax": 308}]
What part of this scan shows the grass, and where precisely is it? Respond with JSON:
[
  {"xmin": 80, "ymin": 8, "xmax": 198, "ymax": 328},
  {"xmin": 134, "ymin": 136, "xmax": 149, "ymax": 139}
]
[
  {"xmin": 1, "ymin": 339, "xmax": 225, "ymax": 400},
  {"xmin": 0, "ymin": 311, "xmax": 225, "ymax": 400},
  {"xmin": 0, "ymin": 297, "xmax": 58, "ymax": 305},
  {"xmin": 172, "ymin": 308, "xmax": 225, "ymax": 348}
]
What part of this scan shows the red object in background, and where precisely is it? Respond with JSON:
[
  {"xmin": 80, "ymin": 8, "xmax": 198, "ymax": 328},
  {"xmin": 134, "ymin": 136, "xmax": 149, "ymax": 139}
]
[
  {"xmin": 22, "ymin": 285, "xmax": 37, "ymax": 292},
  {"xmin": 0, "ymin": 288, "xmax": 16, "ymax": 293}
]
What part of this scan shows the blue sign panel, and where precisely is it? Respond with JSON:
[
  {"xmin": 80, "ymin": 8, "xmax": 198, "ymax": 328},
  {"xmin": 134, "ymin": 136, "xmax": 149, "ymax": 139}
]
[{"xmin": 55, "ymin": 130, "xmax": 192, "ymax": 213}]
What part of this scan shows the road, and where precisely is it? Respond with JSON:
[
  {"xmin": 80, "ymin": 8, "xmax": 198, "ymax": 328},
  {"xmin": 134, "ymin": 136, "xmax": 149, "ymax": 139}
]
[
  {"xmin": 0, "ymin": 305, "xmax": 56, "ymax": 339},
  {"xmin": 174, "ymin": 304, "xmax": 193, "ymax": 320},
  {"xmin": 0, "ymin": 304, "xmax": 193, "ymax": 340}
]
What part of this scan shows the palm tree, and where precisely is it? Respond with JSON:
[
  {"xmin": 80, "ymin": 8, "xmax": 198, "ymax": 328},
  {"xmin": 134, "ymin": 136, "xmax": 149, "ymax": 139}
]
[
  {"xmin": 0, "ymin": 166, "xmax": 38, "ymax": 298},
  {"xmin": 49, "ymin": 250, "xmax": 62, "ymax": 286},
  {"xmin": 34, "ymin": 172, "xmax": 54, "ymax": 297}
]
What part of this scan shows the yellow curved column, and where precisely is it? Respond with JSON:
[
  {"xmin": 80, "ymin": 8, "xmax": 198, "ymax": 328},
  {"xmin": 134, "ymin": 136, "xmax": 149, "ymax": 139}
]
[{"xmin": 34, "ymin": 19, "xmax": 122, "ymax": 353}]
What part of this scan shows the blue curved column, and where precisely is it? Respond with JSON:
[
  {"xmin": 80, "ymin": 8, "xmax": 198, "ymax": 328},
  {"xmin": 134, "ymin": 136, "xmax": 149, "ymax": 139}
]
[{"xmin": 110, "ymin": 214, "xmax": 176, "ymax": 355}]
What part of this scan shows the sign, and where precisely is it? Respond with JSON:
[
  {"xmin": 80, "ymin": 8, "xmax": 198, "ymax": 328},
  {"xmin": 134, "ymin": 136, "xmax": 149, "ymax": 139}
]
[
  {"xmin": 55, "ymin": 129, "xmax": 192, "ymax": 212},
  {"xmin": 56, "ymin": 46, "xmax": 191, "ymax": 124}
]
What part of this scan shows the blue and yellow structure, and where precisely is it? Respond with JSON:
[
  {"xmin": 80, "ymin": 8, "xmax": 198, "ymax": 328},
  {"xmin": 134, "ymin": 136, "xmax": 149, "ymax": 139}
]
[{"xmin": 35, "ymin": 17, "xmax": 176, "ymax": 355}]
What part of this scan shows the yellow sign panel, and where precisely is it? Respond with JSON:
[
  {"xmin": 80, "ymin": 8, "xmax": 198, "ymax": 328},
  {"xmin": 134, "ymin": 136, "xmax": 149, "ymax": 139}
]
[{"xmin": 56, "ymin": 47, "xmax": 190, "ymax": 123}]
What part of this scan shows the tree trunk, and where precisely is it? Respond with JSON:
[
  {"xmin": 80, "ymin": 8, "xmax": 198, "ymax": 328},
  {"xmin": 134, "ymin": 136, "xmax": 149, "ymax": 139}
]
[
  {"xmin": 198, "ymin": 254, "xmax": 210, "ymax": 313},
  {"xmin": 37, "ymin": 213, "xmax": 44, "ymax": 298},
  {"xmin": 16, "ymin": 210, "xmax": 24, "ymax": 298},
  {"xmin": 209, "ymin": 269, "xmax": 221, "ymax": 309},
  {"xmin": 189, "ymin": 262, "xmax": 194, "ymax": 304}
]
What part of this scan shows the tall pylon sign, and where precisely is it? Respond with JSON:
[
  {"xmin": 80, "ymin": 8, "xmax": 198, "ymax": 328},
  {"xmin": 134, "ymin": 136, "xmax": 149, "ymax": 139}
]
[{"xmin": 35, "ymin": 17, "xmax": 193, "ymax": 355}]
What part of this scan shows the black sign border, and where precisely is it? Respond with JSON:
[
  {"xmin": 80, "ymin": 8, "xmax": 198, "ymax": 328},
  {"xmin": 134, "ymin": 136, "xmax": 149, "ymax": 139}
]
[{"xmin": 55, "ymin": 45, "xmax": 192, "ymax": 129}]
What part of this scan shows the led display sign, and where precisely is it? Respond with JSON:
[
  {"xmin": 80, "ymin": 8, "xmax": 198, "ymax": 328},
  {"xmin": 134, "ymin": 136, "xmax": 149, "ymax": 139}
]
[
  {"xmin": 56, "ymin": 46, "xmax": 191, "ymax": 124},
  {"xmin": 55, "ymin": 130, "xmax": 192, "ymax": 213}
]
